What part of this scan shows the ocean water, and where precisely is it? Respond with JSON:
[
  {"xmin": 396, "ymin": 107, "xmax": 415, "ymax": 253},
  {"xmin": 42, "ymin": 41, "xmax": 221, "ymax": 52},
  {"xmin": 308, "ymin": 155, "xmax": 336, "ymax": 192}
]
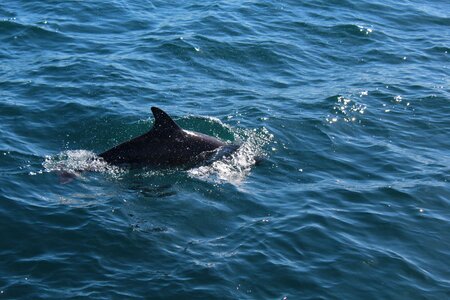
[{"xmin": 1, "ymin": 0, "xmax": 449, "ymax": 299}]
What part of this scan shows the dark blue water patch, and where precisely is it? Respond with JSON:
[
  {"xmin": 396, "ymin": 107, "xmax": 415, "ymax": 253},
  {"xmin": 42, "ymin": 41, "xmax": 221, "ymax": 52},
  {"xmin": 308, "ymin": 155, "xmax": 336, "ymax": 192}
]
[{"xmin": 0, "ymin": 20, "xmax": 72, "ymax": 52}]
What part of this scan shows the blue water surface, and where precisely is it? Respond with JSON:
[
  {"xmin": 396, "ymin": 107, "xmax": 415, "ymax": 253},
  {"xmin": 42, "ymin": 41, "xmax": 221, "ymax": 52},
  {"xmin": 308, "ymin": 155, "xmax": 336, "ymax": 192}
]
[{"xmin": 1, "ymin": 0, "xmax": 449, "ymax": 299}]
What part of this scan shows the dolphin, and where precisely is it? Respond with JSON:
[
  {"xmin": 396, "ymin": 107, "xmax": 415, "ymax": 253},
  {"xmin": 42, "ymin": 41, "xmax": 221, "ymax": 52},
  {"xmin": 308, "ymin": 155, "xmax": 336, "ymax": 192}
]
[{"xmin": 99, "ymin": 107, "xmax": 237, "ymax": 167}]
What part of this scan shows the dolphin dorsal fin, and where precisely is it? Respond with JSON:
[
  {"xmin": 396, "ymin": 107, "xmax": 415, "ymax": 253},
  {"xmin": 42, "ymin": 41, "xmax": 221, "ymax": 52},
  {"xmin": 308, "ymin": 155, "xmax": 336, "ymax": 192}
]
[{"xmin": 151, "ymin": 107, "xmax": 182, "ymax": 133}]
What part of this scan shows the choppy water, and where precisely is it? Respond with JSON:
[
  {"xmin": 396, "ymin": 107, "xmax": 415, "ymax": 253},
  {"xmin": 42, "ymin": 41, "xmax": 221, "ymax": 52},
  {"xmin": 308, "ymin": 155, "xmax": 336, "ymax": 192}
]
[{"xmin": 1, "ymin": 0, "xmax": 449, "ymax": 299}]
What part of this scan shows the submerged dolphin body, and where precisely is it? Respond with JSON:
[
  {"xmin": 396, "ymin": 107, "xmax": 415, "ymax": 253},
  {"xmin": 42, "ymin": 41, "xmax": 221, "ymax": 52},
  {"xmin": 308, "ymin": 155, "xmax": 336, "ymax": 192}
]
[{"xmin": 99, "ymin": 107, "xmax": 236, "ymax": 167}]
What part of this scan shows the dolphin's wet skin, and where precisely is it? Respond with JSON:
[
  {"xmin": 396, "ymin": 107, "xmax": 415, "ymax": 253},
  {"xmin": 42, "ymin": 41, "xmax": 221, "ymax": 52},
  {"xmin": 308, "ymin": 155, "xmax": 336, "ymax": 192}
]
[
  {"xmin": 99, "ymin": 107, "xmax": 239, "ymax": 168},
  {"xmin": 42, "ymin": 110, "xmax": 269, "ymax": 185}
]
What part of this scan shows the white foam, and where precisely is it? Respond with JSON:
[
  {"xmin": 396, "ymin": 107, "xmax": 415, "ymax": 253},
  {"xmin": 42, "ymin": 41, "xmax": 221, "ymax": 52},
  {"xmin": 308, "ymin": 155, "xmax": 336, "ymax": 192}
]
[
  {"xmin": 42, "ymin": 150, "xmax": 124, "ymax": 178},
  {"xmin": 188, "ymin": 127, "xmax": 273, "ymax": 186}
]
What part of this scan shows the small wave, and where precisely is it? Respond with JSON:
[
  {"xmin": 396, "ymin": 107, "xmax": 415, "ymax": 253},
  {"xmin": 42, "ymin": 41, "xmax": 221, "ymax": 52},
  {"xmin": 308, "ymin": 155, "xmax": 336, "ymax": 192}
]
[
  {"xmin": 330, "ymin": 24, "xmax": 374, "ymax": 36},
  {"xmin": 0, "ymin": 19, "xmax": 69, "ymax": 42},
  {"xmin": 188, "ymin": 127, "xmax": 273, "ymax": 185}
]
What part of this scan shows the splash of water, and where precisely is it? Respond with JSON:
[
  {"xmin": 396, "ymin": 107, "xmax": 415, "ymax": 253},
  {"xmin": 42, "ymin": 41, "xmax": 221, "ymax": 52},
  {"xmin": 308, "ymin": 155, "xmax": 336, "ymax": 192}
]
[
  {"xmin": 188, "ymin": 127, "xmax": 273, "ymax": 185},
  {"xmin": 42, "ymin": 150, "xmax": 125, "ymax": 180}
]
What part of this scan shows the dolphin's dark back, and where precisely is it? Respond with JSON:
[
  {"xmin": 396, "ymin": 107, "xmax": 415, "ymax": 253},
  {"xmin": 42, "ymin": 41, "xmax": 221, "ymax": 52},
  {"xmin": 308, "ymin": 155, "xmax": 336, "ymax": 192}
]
[{"xmin": 99, "ymin": 107, "xmax": 229, "ymax": 167}]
